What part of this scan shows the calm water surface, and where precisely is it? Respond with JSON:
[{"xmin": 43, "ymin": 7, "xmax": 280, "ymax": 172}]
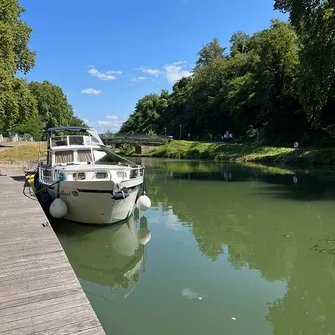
[{"xmin": 53, "ymin": 158, "xmax": 335, "ymax": 335}]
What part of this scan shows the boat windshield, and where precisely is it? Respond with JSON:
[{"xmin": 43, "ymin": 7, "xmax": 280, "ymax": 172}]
[
  {"xmin": 96, "ymin": 146, "xmax": 139, "ymax": 166},
  {"xmin": 49, "ymin": 128, "xmax": 104, "ymax": 148}
]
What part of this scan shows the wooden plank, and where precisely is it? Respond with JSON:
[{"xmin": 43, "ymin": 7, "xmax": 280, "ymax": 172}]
[
  {"xmin": 0, "ymin": 282, "xmax": 81, "ymax": 310},
  {"xmin": 1, "ymin": 305, "xmax": 93, "ymax": 334},
  {"xmin": 33, "ymin": 318, "xmax": 102, "ymax": 335},
  {"xmin": 0, "ymin": 169, "xmax": 105, "ymax": 334},
  {"xmin": 0, "ymin": 294, "xmax": 89, "ymax": 323}
]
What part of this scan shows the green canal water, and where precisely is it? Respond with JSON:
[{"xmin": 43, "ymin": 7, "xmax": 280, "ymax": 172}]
[{"xmin": 53, "ymin": 158, "xmax": 335, "ymax": 335}]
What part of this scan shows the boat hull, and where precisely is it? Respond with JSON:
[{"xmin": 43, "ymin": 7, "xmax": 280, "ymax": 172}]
[{"xmin": 40, "ymin": 180, "xmax": 140, "ymax": 224}]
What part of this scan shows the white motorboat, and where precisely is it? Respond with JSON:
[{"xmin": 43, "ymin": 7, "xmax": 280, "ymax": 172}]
[{"xmin": 34, "ymin": 126, "xmax": 150, "ymax": 224}]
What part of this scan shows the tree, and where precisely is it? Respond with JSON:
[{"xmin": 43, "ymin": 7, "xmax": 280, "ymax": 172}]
[
  {"xmin": 104, "ymin": 130, "xmax": 114, "ymax": 138},
  {"xmin": 274, "ymin": 0, "xmax": 335, "ymax": 130},
  {"xmin": 230, "ymin": 31, "xmax": 251, "ymax": 57},
  {"xmin": 248, "ymin": 19, "xmax": 301, "ymax": 143},
  {"xmin": 119, "ymin": 17, "xmax": 335, "ymax": 146},
  {"xmin": 195, "ymin": 38, "xmax": 225, "ymax": 69},
  {"xmin": 120, "ymin": 93, "xmax": 168, "ymax": 134},
  {"xmin": 0, "ymin": 0, "xmax": 36, "ymax": 131},
  {"xmin": 15, "ymin": 113, "xmax": 44, "ymax": 140},
  {"xmin": 29, "ymin": 80, "xmax": 74, "ymax": 129},
  {"xmin": 70, "ymin": 115, "xmax": 88, "ymax": 127}
]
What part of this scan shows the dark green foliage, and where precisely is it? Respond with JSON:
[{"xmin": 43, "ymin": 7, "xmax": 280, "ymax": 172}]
[
  {"xmin": 120, "ymin": 92, "xmax": 168, "ymax": 134},
  {"xmin": 15, "ymin": 113, "xmax": 44, "ymax": 140},
  {"xmin": 0, "ymin": 0, "xmax": 36, "ymax": 131},
  {"xmin": 28, "ymin": 81, "xmax": 74, "ymax": 129},
  {"xmin": 70, "ymin": 115, "xmax": 88, "ymax": 127},
  {"xmin": 195, "ymin": 37, "xmax": 226, "ymax": 69},
  {"xmin": 275, "ymin": 0, "xmax": 335, "ymax": 130},
  {"xmin": 0, "ymin": 0, "xmax": 86, "ymax": 136}
]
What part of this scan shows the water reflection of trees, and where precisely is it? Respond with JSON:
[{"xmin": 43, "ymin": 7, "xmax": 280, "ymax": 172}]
[{"xmin": 144, "ymin": 160, "xmax": 335, "ymax": 334}]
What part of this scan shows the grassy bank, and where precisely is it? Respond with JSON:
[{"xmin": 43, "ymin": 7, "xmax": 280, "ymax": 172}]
[
  {"xmin": 0, "ymin": 143, "xmax": 47, "ymax": 168},
  {"xmin": 145, "ymin": 140, "xmax": 335, "ymax": 166}
]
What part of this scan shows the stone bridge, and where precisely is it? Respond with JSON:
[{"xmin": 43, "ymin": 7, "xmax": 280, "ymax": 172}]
[{"xmin": 102, "ymin": 134, "xmax": 171, "ymax": 154}]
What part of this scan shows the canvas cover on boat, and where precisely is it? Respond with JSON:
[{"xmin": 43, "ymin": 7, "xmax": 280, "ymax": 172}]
[{"xmin": 97, "ymin": 145, "xmax": 138, "ymax": 166}]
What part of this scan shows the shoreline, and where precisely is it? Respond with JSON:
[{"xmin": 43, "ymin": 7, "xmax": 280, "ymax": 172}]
[
  {"xmin": 1, "ymin": 140, "xmax": 335, "ymax": 169},
  {"xmin": 141, "ymin": 141, "xmax": 335, "ymax": 167}
]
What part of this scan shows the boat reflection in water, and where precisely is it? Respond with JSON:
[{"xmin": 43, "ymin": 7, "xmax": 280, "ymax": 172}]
[{"xmin": 54, "ymin": 208, "xmax": 151, "ymax": 298}]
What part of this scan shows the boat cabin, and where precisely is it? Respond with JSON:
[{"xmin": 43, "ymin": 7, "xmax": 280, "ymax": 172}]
[{"xmin": 46, "ymin": 127, "xmax": 105, "ymax": 166}]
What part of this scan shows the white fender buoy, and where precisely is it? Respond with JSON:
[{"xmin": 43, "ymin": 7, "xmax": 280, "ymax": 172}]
[
  {"xmin": 138, "ymin": 228, "xmax": 152, "ymax": 245},
  {"xmin": 49, "ymin": 198, "xmax": 68, "ymax": 218},
  {"xmin": 136, "ymin": 194, "xmax": 151, "ymax": 211}
]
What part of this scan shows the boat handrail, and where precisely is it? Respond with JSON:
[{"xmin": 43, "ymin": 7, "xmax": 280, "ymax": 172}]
[{"xmin": 39, "ymin": 165, "xmax": 144, "ymax": 183}]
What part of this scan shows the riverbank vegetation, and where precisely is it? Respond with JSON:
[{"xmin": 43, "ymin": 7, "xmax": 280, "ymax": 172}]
[
  {"xmin": 0, "ymin": 0, "xmax": 86, "ymax": 140},
  {"xmin": 0, "ymin": 143, "xmax": 47, "ymax": 163},
  {"xmin": 120, "ymin": 1, "xmax": 335, "ymax": 149},
  {"xmin": 146, "ymin": 140, "xmax": 335, "ymax": 166}
]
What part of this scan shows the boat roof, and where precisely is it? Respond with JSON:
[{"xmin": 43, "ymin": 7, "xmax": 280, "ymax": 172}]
[{"xmin": 47, "ymin": 126, "xmax": 90, "ymax": 132}]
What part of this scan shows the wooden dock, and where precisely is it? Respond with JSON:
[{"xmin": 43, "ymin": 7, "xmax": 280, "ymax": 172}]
[{"xmin": 0, "ymin": 168, "xmax": 106, "ymax": 335}]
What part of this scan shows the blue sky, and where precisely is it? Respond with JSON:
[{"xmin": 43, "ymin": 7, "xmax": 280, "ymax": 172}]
[{"xmin": 21, "ymin": 0, "xmax": 287, "ymax": 133}]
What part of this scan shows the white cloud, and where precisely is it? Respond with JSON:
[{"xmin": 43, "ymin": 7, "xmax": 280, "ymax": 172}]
[
  {"xmin": 89, "ymin": 68, "xmax": 116, "ymax": 81},
  {"xmin": 173, "ymin": 61, "xmax": 187, "ymax": 65},
  {"xmin": 106, "ymin": 115, "xmax": 118, "ymax": 120},
  {"xmin": 164, "ymin": 61, "xmax": 192, "ymax": 83},
  {"xmin": 81, "ymin": 88, "xmax": 102, "ymax": 95},
  {"xmin": 106, "ymin": 70, "xmax": 122, "ymax": 75},
  {"xmin": 137, "ymin": 66, "xmax": 162, "ymax": 77},
  {"xmin": 96, "ymin": 115, "xmax": 127, "ymax": 132},
  {"xmin": 131, "ymin": 76, "xmax": 149, "ymax": 82},
  {"xmin": 97, "ymin": 121, "xmax": 115, "ymax": 126}
]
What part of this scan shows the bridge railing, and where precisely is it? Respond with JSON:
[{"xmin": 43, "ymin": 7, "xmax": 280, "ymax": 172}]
[
  {"xmin": 102, "ymin": 133, "xmax": 173, "ymax": 145},
  {"xmin": 105, "ymin": 133, "xmax": 168, "ymax": 139}
]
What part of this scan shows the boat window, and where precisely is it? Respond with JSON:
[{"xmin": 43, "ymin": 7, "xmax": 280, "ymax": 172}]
[
  {"xmin": 73, "ymin": 172, "xmax": 86, "ymax": 180},
  {"xmin": 95, "ymin": 172, "xmax": 108, "ymax": 179},
  {"xmin": 116, "ymin": 171, "xmax": 127, "ymax": 178},
  {"xmin": 69, "ymin": 136, "xmax": 84, "ymax": 145},
  {"xmin": 78, "ymin": 150, "xmax": 92, "ymax": 162},
  {"xmin": 55, "ymin": 151, "xmax": 74, "ymax": 164},
  {"xmin": 47, "ymin": 150, "xmax": 52, "ymax": 165},
  {"xmin": 52, "ymin": 136, "xmax": 68, "ymax": 147}
]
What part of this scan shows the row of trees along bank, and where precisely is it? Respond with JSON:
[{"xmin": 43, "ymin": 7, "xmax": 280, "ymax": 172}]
[
  {"xmin": 120, "ymin": 1, "xmax": 335, "ymax": 148},
  {"xmin": 0, "ymin": 0, "xmax": 86, "ymax": 140}
]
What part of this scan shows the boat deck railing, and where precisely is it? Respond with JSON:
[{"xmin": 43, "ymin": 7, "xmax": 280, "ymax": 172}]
[{"xmin": 39, "ymin": 165, "xmax": 144, "ymax": 184}]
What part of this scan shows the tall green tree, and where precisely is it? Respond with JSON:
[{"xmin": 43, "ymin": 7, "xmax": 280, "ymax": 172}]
[
  {"xmin": 229, "ymin": 31, "xmax": 251, "ymax": 57},
  {"xmin": 120, "ymin": 92, "xmax": 168, "ymax": 134},
  {"xmin": 195, "ymin": 38, "xmax": 226, "ymax": 69},
  {"xmin": 275, "ymin": 0, "xmax": 335, "ymax": 131},
  {"xmin": 248, "ymin": 19, "xmax": 301, "ymax": 143},
  {"xmin": 120, "ymin": 17, "xmax": 335, "ymax": 146},
  {"xmin": 29, "ymin": 80, "xmax": 74, "ymax": 129},
  {"xmin": 15, "ymin": 113, "xmax": 44, "ymax": 140},
  {"xmin": 70, "ymin": 115, "xmax": 88, "ymax": 127},
  {"xmin": 0, "ymin": 0, "xmax": 37, "ymax": 131}
]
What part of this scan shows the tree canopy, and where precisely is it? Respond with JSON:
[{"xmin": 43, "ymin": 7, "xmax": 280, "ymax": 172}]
[
  {"xmin": 119, "ymin": 14, "xmax": 335, "ymax": 147},
  {"xmin": 0, "ymin": 0, "xmax": 86, "ymax": 138}
]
